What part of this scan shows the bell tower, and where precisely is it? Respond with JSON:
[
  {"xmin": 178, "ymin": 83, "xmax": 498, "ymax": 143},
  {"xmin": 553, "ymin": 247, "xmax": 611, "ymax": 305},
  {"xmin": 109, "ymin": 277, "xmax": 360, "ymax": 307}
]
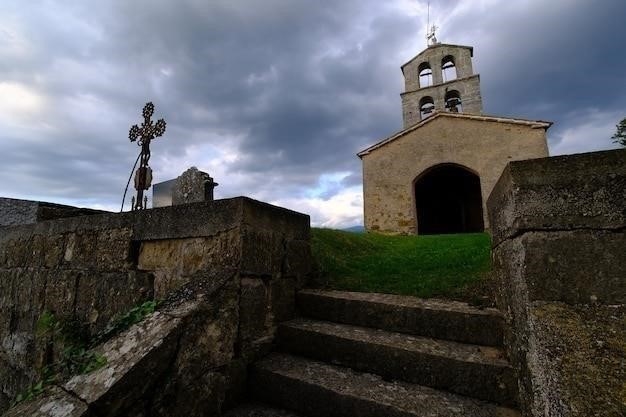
[{"xmin": 400, "ymin": 37, "xmax": 483, "ymax": 129}]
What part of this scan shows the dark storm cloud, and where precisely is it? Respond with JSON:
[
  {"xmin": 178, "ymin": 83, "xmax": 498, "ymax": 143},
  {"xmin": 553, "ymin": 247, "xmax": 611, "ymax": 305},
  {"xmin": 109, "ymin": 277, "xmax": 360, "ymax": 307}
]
[
  {"xmin": 443, "ymin": 1, "xmax": 626, "ymax": 150},
  {"xmin": 0, "ymin": 0, "xmax": 624, "ymax": 225}
]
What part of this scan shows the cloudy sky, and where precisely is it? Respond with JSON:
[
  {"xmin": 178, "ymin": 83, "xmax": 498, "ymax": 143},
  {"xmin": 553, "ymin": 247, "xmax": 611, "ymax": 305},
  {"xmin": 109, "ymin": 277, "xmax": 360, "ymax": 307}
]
[{"xmin": 1, "ymin": 0, "xmax": 625, "ymax": 228}]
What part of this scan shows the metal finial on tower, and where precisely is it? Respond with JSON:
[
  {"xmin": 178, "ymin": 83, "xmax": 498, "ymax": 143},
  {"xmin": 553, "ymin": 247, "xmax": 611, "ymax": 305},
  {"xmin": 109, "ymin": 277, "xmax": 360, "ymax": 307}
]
[{"xmin": 426, "ymin": 1, "xmax": 439, "ymax": 46}]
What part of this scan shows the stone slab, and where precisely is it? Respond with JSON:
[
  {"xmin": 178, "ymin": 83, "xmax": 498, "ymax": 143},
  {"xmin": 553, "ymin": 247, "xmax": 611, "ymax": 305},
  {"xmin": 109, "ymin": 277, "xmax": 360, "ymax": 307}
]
[
  {"xmin": 2, "ymin": 386, "xmax": 88, "ymax": 417},
  {"xmin": 251, "ymin": 353, "xmax": 520, "ymax": 417},
  {"xmin": 64, "ymin": 309, "xmax": 183, "ymax": 408},
  {"xmin": 488, "ymin": 149, "xmax": 626, "ymax": 246},
  {"xmin": 494, "ymin": 230, "xmax": 626, "ymax": 305},
  {"xmin": 297, "ymin": 289, "xmax": 504, "ymax": 346},
  {"xmin": 278, "ymin": 318, "xmax": 517, "ymax": 406},
  {"xmin": 224, "ymin": 403, "xmax": 302, "ymax": 417}
]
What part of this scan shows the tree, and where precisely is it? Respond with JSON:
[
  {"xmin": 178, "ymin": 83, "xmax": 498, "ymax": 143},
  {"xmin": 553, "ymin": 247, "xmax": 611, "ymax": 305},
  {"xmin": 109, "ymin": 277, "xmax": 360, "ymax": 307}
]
[{"xmin": 612, "ymin": 118, "xmax": 626, "ymax": 146}]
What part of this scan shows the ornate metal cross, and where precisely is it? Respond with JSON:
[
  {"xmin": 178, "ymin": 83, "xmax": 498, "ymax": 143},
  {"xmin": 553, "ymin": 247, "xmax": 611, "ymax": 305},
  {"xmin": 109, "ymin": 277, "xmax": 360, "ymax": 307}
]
[{"xmin": 128, "ymin": 102, "xmax": 166, "ymax": 210}]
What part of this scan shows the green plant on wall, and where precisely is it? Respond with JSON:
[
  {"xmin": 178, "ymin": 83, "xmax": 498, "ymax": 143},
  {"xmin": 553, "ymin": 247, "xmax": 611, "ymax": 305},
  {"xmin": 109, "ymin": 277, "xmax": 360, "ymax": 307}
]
[{"xmin": 12, "ymin": 300, "xmax": 159, "ymax": 407}]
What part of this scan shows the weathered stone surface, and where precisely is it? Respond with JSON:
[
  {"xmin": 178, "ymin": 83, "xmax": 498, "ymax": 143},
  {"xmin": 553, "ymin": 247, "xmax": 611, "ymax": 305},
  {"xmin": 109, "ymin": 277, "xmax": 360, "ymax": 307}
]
[
  {"xmin": 297, "ymin": 289, "xmax": 505, "ymax": 346},
  {"xmin": 0, "ymin": 196, "xmax": 311, "ymax": 415},
  {"xmin": 488, "ymin": 149, "xmax": 626, "ymax": 417},
  {"xmin": 494, "ymin": 231, "xmax": 626, "ymax": 305},
  {"xmin": 224, "ymin": 403, "xmax": 302, "ymax": 417},
  {"xmin": 359, "ymin": 113, "xmax": 550, "ymax": 234},
  {"xmin": 95, "ymin": 228, "xmax": 133, "ymax": 270},
  {"xmin": 0, "ymin": 198, "xmax": 105, "ymax": 228},
  {"xmin": 241, "ymin": 200, "xmax": 310, "ymax": 241},
  {"xmin": 0, "ymin": 358, "xmax": 32, "ymax": 414},
  {"xmin": 74, "ymin": 271, "xmax": 153, "ymax": 334},
  {"xmin": 171, "ymin": 167, "xmax": 218, "ymax": 206},
  {"xmin": 285, "ymin": 240, "xmax": 311, "ymax": 287},
  {"xmin": 252, "ymin": 353, "xmax": 520, "ymax": 417},
  {"xmin": 277, "ymin": 318, "xmax": 517, "ymax": 406},
  {"xmin": 238, "ymin": 278, "xmax": 270, "ymax": 361},
  {"xmin": 269, "ymin": 279, "xmax": 295, "ymax": 324},
  {"xmin": 2, "ymin": 386, "xmax": 88, "ymax": 417},
  {"xmin": 64, "ymin": 309, "xmax": 184, "ymax": 408},
  {"xmin": 240, "ymin": 230, "xmax": 283, "ymax": 276},
  {"xmin": 488, "ymin": 149, "xmax": 626, "ymax": 246},
  {"xmin": 525, "ymin": 303, "xmax": 626, "ymax": 417},
  {"xmin": 138, "ymin": 232, "xmax": 240, "ymax": 298}
]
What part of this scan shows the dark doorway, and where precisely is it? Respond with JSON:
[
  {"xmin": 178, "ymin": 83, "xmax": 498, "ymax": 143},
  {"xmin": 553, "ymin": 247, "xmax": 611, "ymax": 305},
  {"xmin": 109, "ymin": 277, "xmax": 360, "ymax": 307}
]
[{"xmin": 414, "ymin": 165, "xmax": 484, "ymax": 234}]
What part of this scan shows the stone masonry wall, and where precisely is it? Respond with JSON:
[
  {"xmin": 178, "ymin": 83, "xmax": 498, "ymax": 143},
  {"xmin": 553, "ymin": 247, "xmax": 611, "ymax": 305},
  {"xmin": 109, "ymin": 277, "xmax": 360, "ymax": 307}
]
[
  {"xmin": 401, "ymin": 75, "xmax": 482, "ymax": 128},
  {"xmin": 0, "ymin": 198, "xmax": 106, "ymax": 227},
  {"xmin": 487, "ymin": 149, "xmax": 626, "ymax": 417},
  {"xmin": 0, "ymin": 197, "xmax": 311, "ymax": 414},
  {"xmin": 401, "ymin": 44, "xmax": 481, "ymax": 129},
  {"xmin": 361, "ymin": 114, "xmax": 549, "ymax": 234}
]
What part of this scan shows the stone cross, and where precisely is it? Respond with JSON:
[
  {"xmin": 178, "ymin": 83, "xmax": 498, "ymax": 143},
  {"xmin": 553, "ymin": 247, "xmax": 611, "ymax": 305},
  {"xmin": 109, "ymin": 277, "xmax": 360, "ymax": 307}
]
[{"xmin": 128, "ymin": 102, "xmax": 166, "ymax": 210}]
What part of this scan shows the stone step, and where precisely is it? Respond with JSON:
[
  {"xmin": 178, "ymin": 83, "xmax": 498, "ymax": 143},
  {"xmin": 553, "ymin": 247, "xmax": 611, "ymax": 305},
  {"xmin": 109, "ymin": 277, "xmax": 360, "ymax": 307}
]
[
  {"xmin": 251, "ymin": 353, "xmax": 520, "ymax": 417},
  {"xmin": 277, "ymin": 318, "xmax": 517, "ymax": 406},
  {"xmin": 297, "ymin": 289, "xmax": 504, "ymax": 346},
  {"xmin": 224, "ymin": 403, "xmax": 302, "ymax": 417}
]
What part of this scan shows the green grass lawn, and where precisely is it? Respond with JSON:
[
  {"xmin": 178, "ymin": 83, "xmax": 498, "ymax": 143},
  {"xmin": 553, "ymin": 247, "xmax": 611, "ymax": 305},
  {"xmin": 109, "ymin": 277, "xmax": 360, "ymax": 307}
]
[{"xmin": 310, "ymin": 228, "xmax": 493, "ymax": 302}]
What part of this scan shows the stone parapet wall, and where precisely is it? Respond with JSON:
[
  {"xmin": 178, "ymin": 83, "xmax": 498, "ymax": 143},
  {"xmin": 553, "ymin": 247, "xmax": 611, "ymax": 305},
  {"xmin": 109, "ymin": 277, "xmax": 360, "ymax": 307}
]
[
  {"xmin": 0, "ymin": 198, "xmax": 107, "ymax": 227},
  {"xmin": 487, "ymin": 149, "xmax": 626, "ymax": 417},
  {"xmin": 0, "ymin": 197, "xmax": 311, "ymax": 413}
]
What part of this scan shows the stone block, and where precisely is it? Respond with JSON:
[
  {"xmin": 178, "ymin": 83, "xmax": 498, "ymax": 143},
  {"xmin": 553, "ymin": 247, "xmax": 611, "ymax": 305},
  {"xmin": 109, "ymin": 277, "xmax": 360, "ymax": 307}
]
[
  {"xmin": 95, "ymin": 228, "xmax": 133, "ymax": 270},
  {"xmin": 240, "ymin": 230, "xmax": 283, "ymax": 277},
  {"xmin": 520, "ymin": 302, "xmax": 626, "ymax": 417},
  {"xmin": 175, "ymin": 283, "xmax": 239, "ymax": 370},
  {"xmin": 222, "ymin": 359, "xmax": 248, "ymax": 410},
  {"xmin": 137, "ymin": 239, "xmax": 182, "ymax": 271},
  {"xmin": 29, "ymin": 235, "xmax": 45, "ymax": 267},
  {"xmin": 297, "ymin": 289, "xmax": 505, "ymax": 347},
  {"xmin": 269, "ymin": 278, "xmax": 295, "ymax": 323},
  {"xmin": 2, "ymin": 385, "xmax": 89, "ymax": 417},
  {"xmin": 494, "ymin": 231, "xmax": 626, "ymax": 305},
  {"xmin": 44, "ymin": 270, "xmax": 80, "ymax": 318},
  {"xmin": 62, "ymin": 232, "xmax": 97, "ymax": 268},
  {"xmin": 488, "ymin": 149, "xmax": 626, "ymax": 246},
  {"xmin": 75, "ymin": 271, "xmax": 154, "ymax": 335},
  {"xmin": 151, "ymin": 371, "xmax": 226, "ymax": 417},
  {"xmin": 285, "ymin": 240, "xmax": 312, "ymax": 286},
  {"xmin": 241, "ymin": 199, "xmax": 310, "ymax": 241},
  {"xmin": 278, "ymin": 318, "xmax": 517, "ymax": 406},
  {"xmin": 4, "ymin": 240, "xmax": 27, "ymax": 268},
  {"xmin": 0, "ymin": 198, "xmax": 39, "ymax": 227},
  {"xmin": 64, "ymin": 310, "xmax": 184, "ymax": 414},
  {"xmin": 132, "ymin": 198, "xmax": 244, "ymax": 241},
  {"xmin": 43, "ymin": 235, "xmax": 64, "ymax": 268},
  {"xmin": 238, "ymin": 278, "xmax": 270, "ymax": 359}
]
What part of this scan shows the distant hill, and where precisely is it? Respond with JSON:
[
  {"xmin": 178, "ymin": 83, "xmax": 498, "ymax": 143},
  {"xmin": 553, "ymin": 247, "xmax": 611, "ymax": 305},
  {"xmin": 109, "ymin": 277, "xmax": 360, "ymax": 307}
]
[{"xmin": 342, "ymin": 225, "xmax": 365, "ymax": 233}]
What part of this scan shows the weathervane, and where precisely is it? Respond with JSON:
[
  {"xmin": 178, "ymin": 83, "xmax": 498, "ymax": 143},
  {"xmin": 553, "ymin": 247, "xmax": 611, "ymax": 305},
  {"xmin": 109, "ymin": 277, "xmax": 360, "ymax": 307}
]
[{"xmin": 128, "ymin": 102, "xmax": 166, "ymax": 210}]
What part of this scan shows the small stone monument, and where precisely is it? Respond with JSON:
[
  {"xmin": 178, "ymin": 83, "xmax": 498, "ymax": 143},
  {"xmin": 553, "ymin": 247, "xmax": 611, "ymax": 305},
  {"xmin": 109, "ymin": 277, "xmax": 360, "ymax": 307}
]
[{"xmin": 171, "ymin": 167, "xmax": 219, "ymax": 206}]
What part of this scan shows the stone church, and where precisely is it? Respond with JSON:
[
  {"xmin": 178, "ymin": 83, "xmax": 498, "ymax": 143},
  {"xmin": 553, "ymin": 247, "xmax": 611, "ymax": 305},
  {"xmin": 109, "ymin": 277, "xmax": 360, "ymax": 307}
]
[{"xmin": 358, "ymin": 41, "xmax": 551, "ymax": 234}]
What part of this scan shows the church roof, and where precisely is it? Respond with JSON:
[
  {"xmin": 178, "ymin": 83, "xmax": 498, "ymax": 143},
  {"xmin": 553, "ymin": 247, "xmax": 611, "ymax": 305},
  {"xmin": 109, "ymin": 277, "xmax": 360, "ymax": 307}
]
[
  {"xmin": 401, "ymin": 43, "xmax": 474, "ymax": 72},
  {"xmin": 357, "ymin": 111, "xmax": 553, "ymax": 158}
]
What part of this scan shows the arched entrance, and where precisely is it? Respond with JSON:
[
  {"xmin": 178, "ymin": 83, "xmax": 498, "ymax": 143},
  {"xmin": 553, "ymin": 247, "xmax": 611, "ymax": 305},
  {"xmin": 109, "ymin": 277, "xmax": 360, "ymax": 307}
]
[{"xmin": 414, "ymin": 164, "xmax": 484, "ymax": 234}]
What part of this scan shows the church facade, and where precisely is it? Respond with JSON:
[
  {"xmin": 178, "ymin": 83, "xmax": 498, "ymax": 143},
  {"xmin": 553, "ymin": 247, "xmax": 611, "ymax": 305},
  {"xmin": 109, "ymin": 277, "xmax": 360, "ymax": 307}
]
[{"xmin": 358, "ymin": 43, "xmax": 551, "ymax": 235}]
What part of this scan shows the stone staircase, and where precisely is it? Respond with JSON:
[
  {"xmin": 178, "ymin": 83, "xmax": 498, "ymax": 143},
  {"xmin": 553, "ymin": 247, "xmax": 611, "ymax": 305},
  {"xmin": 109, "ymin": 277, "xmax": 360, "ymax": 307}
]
[{"xmin": 226, "ymin": 289, "xmax": 520, "ymax": 417}]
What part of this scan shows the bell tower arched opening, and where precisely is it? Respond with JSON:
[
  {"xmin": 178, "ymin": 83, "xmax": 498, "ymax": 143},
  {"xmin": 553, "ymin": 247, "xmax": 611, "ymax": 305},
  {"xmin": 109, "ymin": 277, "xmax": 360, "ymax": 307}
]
[{"xmin": 414, "ymin": 164, "xmax": 484, "ymax": 234}]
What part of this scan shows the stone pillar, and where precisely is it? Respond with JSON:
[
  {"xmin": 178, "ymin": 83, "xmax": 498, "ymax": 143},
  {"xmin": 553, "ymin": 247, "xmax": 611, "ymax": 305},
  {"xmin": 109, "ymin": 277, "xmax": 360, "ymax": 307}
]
[
  {"xmin": 487, "ymin": 149, "xmax": 626, "ymax": 417},
  {"xmin": 171, "ymin": 167, "xmax": 219, "ymax": 206}
]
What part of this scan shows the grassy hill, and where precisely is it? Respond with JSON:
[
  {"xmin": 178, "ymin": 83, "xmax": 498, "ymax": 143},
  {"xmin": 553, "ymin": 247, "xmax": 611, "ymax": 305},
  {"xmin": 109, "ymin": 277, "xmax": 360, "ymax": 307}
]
[{"xmin": 310, "ymin": 228, "xmax": 494, "ymax": 304}]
